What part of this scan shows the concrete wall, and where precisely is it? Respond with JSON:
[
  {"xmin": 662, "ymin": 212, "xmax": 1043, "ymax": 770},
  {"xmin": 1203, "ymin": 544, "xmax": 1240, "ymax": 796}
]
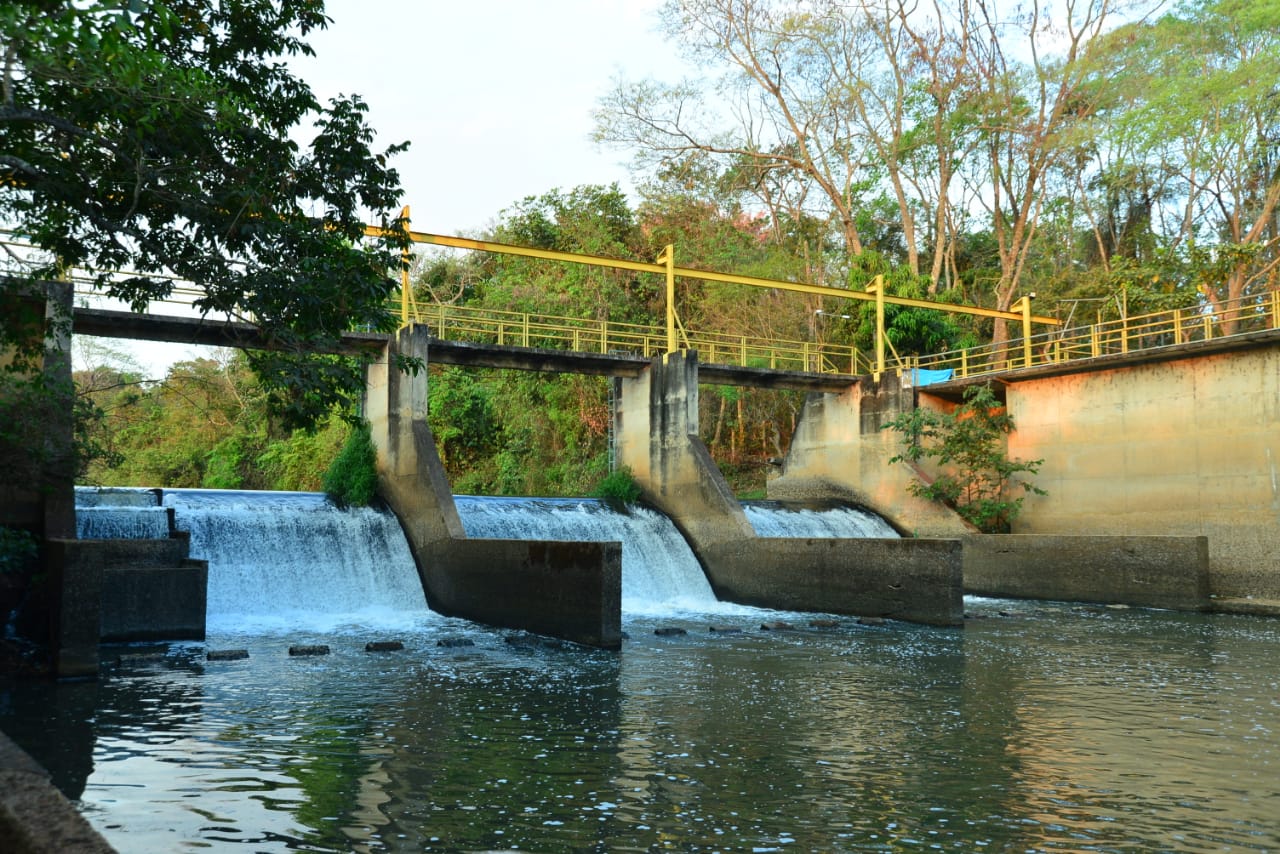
[
  {"xmin": 963, "ymin": 534, "xmax": 1210, "ymax": 610},
  {"xmin": 44, "ymin": 536, "xmax": 209, "ymax": 669},
  {"xmin": 617, "ymin": 352, "xmax": 964, "ymax": 626},
  {"xmin": 0, "ymin": 732, "xmax": 115, "ymax": 854},
  {"xmin": 702, "ymin": 537, "xmax": 963, "ymax": 626},
  {"xmin": 1002, "ymin": 347, "xmax": 1280, "ymax": 600},
  {"xmin": 367, "ymin": 325, "xmax": 623, "ymax": 648},
  {"xmin": 769, "ymin": 374, "xmax": 973, "ymax": 537}
]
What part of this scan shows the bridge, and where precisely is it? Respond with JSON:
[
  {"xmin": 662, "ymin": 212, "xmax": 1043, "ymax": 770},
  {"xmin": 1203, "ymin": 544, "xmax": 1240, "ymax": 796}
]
[{"xmin": 8, "ymin": 225, "xmax": 1278, "ymax": 673}]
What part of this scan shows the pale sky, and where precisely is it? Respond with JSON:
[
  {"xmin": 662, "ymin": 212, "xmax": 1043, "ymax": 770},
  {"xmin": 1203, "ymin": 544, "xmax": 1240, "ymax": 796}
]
[
  {"xmin": 97, "ymin": 0, "xmax": 689, "ymax": 375},
  {"xmin": 297, "ymin": 0, "xmax": 685, "ymax": 234}
]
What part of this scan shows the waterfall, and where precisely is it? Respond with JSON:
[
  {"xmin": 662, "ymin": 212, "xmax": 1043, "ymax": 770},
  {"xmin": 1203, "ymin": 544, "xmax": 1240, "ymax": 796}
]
[
  {"xmin": 75, "ymin": 487, "xmax": 172, "ymax": 539},
  {"xmin": 74, "ymin": 488, "xmax": 901, "ymax": 631},
  {"xmin": 456, "ymin": 496, "xmax": 720, "ymax": 615},
  {"xmin": 744, "ymin": 500, "xmax": 901, "ymax": 538},
  {"xmin": 162, "ymin": 489, "xmax": 430, "ymax": 632}
]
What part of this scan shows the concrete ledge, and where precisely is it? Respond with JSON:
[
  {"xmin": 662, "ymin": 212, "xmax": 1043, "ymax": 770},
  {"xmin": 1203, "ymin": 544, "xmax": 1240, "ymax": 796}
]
[
  {"xmin": 701, "ymin": 538, "xmax": 964, "ymax": 627},
  {"xmin": 430, "ymin": 539, "xmax": 623, "ymax": 649},
  {"xmin": 0, "ymin": 731, "xmax": 115, "ymax": 854},
  {"xmin": 100, "ymin": 559, "xmax": 208, "ymax": 642},
  {"xmin": 962, "ymin": 534, "xmax": 1211, "ymax": 610}
]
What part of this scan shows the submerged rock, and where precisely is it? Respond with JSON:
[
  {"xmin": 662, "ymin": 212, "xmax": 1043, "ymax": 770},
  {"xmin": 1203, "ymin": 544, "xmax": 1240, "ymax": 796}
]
[
  {"xmin": 436, "ymin": 637, "xmax": 475, "ymax": 648},
  {"xmin": 288, "ymin": 644, "xmax": 330, "ymax": 657},
  {"xmin": 809, "ymin": 619, "xmax": 840, "ymax": 629},
  {"xmin": 654, "ymin": 627, "xmax": 688, "ymax": 637},
  {"xmin": 366, "ymin": 640, "xmax": 405, "ymax": 652},
  {"xmin": 206, "ymin": 649, "xmax": 249, "ymax": 661},
  {"xmin": 760, "ymin": 621, "xmax": 795, "ymax": 631},
  {"xmin": 504, "ymin": 633, "xmax": 565, "ymax": 650}
]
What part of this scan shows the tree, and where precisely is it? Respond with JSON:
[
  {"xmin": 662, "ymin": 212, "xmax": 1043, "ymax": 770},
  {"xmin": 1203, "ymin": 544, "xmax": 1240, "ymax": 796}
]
[
  {"xmin": 884, "ymin": 384, "xmax": 1045, "ymax": 533},
  {"xmin": 0, "ymin": 0, "xmax": 412, "ymax": 428},
  {"xmin": 1097, "ymin": 0, "xmax": 1280, "ymax": 331}
]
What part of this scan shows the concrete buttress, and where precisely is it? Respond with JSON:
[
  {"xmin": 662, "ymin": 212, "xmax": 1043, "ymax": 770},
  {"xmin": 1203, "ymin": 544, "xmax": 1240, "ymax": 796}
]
[
  {"xmin": 367, "ymin": 325, "xmax": 622, "ymax": 648},
  {"xmin": 616, "ymin": 351, "xmax": 964, "ymax": 626}
]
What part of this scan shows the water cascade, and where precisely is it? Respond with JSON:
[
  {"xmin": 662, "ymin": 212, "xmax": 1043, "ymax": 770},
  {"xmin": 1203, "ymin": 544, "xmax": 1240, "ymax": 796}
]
[
  {"xmin": 159, "ymin": 489, "xmax": 430, "ymax": 632},
  {"xmin": 75, "ymin": 487, "xmax": 171, "ymax": 540},
  {"xmin": 455, "ymin": 496, "xmax": 719, "ymax": 614},
  {"xmin": 744, "ymin": 500, "xmax": 901, "ymax": 538},
  {"xmin": 74, "ymin": 489, "xmax": 902, "ymax": 629}
]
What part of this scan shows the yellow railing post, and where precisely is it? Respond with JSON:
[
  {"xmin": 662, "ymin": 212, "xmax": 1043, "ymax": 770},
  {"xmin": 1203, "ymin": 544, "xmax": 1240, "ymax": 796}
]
[
  {"xmin": 1011, "ymin": 293, "xmax": 1035, "ymax": 368},
  {"xmin": 867, "ymin": 275, "xmax": 885, "ymax": 380},
  {"xmin": 399, "ymin": 205, "xmax": 413, "ymax": 326},
  {"xmin": 658, "ymin": 244, "xmax": 676, "ymax": 354}
]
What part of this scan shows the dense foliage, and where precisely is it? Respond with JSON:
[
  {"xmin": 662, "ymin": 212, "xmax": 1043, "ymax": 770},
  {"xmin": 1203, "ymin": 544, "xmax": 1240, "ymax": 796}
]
[
  {"xmin": 23, "ymin": 0, "xmax": 1277, "ymax": 506},
  {"xmin": 322, "ymin": 421, "xmax": 377, "ymax": 507},
  {"xmin": 597, "ymin": 0, "xmax": 1280, "ymax": 342},
  {"xmin": 884, "ymin": 385, "xmax": 1046, "ymax": 533},
  {"xmin": 0, "ymin": 0, "xmax": 411, "ymax": 428},
  {"xmin": 78, "ymin": 349, "xmax": 351, "ymax": 491}
]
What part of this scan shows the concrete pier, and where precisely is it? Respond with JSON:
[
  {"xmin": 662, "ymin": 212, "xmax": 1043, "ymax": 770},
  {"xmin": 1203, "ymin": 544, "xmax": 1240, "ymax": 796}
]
[
  {"xmin": 366, "ymin": 325, "xmax": 623, "ymax": 649},
  {"xmin": 616, "ymin": 351, "xmax": 964, "ymax": 627}
]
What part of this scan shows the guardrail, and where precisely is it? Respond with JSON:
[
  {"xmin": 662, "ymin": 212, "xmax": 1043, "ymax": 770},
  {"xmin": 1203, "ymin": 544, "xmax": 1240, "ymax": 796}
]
[
  {"xmin": 909, "ymin": 291, "xmax": 1280, "ymax": 380},
  {"xmin": 408, "ymin": 302, "xmax": 871, "ymax": 375}
]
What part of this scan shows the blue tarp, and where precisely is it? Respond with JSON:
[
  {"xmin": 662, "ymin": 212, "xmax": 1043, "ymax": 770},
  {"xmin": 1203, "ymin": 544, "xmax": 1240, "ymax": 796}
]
[{"xmin": 912, "ymin": 368, "xmax": 954, "ymax": 387}]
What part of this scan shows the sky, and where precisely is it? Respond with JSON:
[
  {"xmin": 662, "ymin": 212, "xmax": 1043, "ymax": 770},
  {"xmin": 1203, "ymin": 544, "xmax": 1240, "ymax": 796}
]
[
  {"xmin": 95, "ymin": 0, "xmax": 690, "ymax": 375},
  {"xmin": 296, "ymin": 0, "xmax": 685, "ymax": 235}
]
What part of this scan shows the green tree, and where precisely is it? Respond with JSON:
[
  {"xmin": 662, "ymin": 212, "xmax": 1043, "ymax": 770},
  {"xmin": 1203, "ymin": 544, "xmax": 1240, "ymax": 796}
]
[
  {"xmin": 884, "ymin": 384, "xmax": 1045, "ymax": 533},
  {"xmin": 0, "ymin": 0, "xmax": 412, "ymax": 428},
  {"xmin": 322, "ymin": 420, "xmax": 377, "ymax": 507}
]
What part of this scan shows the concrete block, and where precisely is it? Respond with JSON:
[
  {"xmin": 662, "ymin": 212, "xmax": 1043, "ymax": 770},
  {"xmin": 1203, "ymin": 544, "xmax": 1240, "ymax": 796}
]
[
  {"xmin": 100, "ymin": 560, "xmax": 207, "ymax": 642},
  {"xmin": 962, "ymin": 534, "xmax": 1210, "ymax": 610}
]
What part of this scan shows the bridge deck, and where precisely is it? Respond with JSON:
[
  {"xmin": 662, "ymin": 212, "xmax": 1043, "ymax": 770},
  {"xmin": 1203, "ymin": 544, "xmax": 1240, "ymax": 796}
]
[{"xmin": 72, "ymin": 307, "xmax": 857, "ymax": 392}]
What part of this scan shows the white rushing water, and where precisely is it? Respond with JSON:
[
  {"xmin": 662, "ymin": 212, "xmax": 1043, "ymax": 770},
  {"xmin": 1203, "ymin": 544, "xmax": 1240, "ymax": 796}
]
[
  {"xmin": 163, "ymin": 489, "xmax": 431, "ymax": 633},
  {"xmin": 744, "ymin": 501, "xmax": 901, "ymax": 538},
  {"xmin": 74, "ymin": 489, "xmax": 901, "ymax": 628},
  {"xmin": 455, "ymin": 496, "xmax": 722, "ymax": 615}
]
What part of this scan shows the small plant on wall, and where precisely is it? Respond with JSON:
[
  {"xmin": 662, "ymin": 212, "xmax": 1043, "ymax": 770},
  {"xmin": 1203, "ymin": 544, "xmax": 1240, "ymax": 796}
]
[{"xmin": 883, "ymin": 384, "xmax": 1046, "ymax": 533}]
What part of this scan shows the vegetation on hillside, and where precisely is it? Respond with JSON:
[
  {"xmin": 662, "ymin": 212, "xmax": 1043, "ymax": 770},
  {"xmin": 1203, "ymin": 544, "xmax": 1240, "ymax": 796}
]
[{"xmin": 7, "ymin": 0, "xmax": 1273, "ymax": 505}]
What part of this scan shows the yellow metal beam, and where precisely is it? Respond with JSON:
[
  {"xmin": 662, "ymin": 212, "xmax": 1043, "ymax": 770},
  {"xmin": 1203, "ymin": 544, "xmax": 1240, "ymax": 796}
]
[{"xmin": 364, "ymin": 225, "xmax": 1061, "ymax": 327}]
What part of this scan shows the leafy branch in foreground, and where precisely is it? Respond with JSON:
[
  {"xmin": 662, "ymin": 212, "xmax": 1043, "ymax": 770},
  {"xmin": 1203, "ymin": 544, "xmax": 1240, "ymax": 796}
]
[
  {"xmin": 883, "ymin": 384, "xmax": 1045, "ymax": 533},
  {"xmin": 0, "ymin": 1, "xmax": 412, "ymax": 429}
]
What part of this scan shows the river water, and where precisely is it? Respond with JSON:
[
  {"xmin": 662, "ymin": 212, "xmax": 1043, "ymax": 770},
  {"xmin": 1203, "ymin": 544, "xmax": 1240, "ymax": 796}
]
[{"xmin": 0, "ymin": 491, "xmax": 1277, "ymax": 851}]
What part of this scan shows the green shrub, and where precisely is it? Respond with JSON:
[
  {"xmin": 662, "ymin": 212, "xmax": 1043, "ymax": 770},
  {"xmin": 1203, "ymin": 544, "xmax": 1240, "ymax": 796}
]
[
  {"xmin": 322, "ymin": 421, "xmax": 378, "ymax": 507},
  {"xmin": 592, "ymin": 466, "xmax": 642, "ymax": 503},
  {"xmin": 0, "ymin": 526, "xmax": 38, "ymax": 575},
  {"xmin": 883, "ymin": 384, "xmax": 1046, "ymax": 533}
]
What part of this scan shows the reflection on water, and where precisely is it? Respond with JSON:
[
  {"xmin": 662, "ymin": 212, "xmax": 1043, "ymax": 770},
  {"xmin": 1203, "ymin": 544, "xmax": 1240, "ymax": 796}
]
[{"xmin": 3, "ymin": 601, "xmax": 1280, "ymax": 852}]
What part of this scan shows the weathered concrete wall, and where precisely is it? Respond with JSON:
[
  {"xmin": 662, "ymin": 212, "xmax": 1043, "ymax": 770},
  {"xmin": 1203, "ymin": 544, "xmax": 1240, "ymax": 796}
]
[
  {"xmin": 615, "ymin": 351, "xmax": 755, "ymax": 550},
  {"xmin": 100, "ymin": 558, "xmax": 207, "ymax": 642},
  {"xmin": 45, "ymin": 536, "xmax": 209, "ymax": 653},
  {"xmin": 367, "ymin": 325, "xmax": 623, "ymax": 649},
  {"xmin": 963, "ymin": 535, "xmax": 1210, "ymax": 610},
  {"xmin": 431, "ymin": 540, "xmax": 622, "ymax": 648},
  {"xmin": 1003, "ymin": 347, "xmax": 1280, "ymax": 599},
  {"xmin": 618, "ymin": 352, "xmax": 964, "ymax": 625},
  {"xmin": 0, "ymin": 731, "xmax": 115, "ymax": 854},
  {"xmin": 702, "ymin": 537, "xmax": 963, "ymax": 626},
  {"xmin": 770, "ymin": 373, "xmax": 972, "ymax": 537},
  {"xmin": 42, "ymin": 541, "xmax": 103, "ymax": 678}
]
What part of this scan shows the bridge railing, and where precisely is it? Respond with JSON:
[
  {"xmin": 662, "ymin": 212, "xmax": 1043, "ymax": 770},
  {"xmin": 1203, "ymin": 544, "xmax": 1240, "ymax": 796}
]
[
  {"xmin": 910, "ymin": 291, "xmax": 1280, "ymax": 380},
  {"xmin": 406, "ymin": 302, "xmax": 871, "ymax": 375}
]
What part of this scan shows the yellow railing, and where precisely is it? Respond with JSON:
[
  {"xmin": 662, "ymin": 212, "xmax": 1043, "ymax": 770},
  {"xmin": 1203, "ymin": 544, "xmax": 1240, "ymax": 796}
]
[
  {"xmin": 909, "ymin": 291, "xmax": 1280, "ymax": 380},
  {"xmin": 407, "ymin": 302, "xmax": 871, "ymax": 375}
]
